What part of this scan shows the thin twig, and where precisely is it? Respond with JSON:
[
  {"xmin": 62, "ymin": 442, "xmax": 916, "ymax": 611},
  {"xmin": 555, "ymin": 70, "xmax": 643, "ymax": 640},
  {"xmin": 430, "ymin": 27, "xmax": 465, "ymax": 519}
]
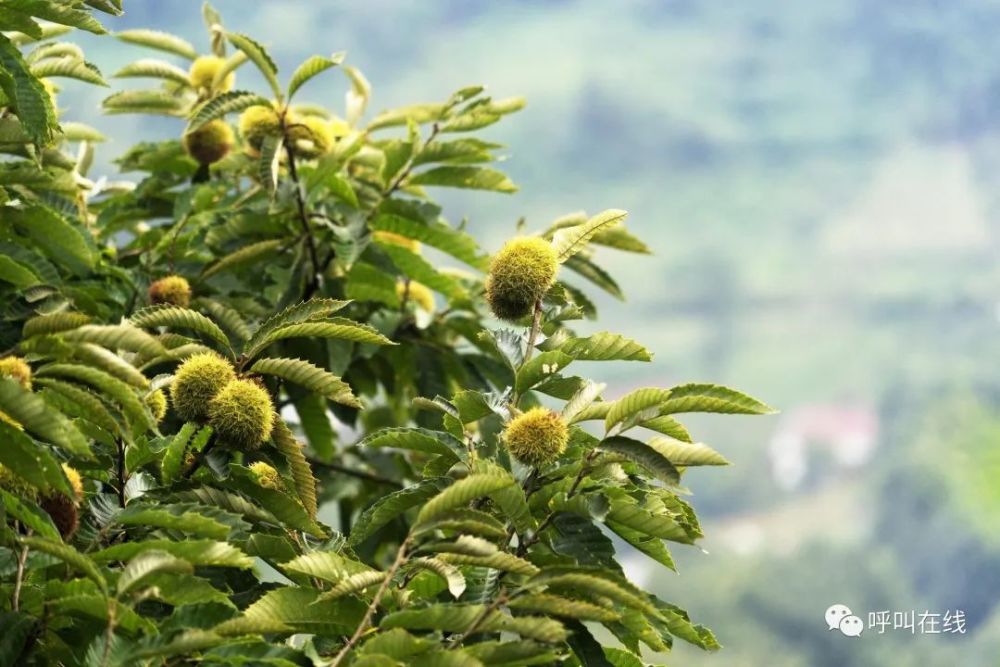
[
  {"xmin": 12, "ymin": 541, "xmax": 29, "ymax": 611},
  {"xmin": 309, "ymin": 459, "xmax": 403, "ymax": 488},
  {"xmin": 281, "ymin": 115, "xmax": 323, "ymax": 298},
  {"xmin": 330, "ymin": 536, "xmax": 412, "ymax": 667},
  {"xmin": 116, "ymin": 439, "xmax": 127, "ymax": 508},
  {"xmin": 521, "ymin": 299, "xmax": 544, "ymax": 366}
]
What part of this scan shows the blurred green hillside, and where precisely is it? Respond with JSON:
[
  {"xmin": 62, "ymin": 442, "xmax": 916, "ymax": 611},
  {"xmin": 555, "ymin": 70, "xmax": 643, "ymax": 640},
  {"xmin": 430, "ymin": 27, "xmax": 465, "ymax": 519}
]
[{"xmin": 59, "ymin": 1, "xmax": 1000, "ymax": 663}]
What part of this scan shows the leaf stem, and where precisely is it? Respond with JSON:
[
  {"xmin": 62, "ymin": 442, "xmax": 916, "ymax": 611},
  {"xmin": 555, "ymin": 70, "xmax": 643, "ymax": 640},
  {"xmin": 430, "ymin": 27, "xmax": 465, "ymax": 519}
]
[
  {"xmin": 521, "ymin": 299, "xmax": 544, "ymax": 367},
  {"xmin": 281, "ymin": 116, "xmax": 323, "ymax": 299}
]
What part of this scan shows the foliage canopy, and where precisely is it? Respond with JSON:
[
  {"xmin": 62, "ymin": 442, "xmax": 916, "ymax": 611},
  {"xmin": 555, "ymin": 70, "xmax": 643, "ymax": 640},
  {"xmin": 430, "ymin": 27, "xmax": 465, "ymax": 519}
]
[{"xmin": 0, "ymin": 3, "xmax": 773, "ymax": 665}]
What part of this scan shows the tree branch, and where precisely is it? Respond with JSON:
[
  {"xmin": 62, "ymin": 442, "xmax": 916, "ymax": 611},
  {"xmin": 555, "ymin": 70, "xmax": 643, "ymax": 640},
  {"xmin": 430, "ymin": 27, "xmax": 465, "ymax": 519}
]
[{"xmin": 330, "ymin": 536, "xmax": 412, "ymax": 666}]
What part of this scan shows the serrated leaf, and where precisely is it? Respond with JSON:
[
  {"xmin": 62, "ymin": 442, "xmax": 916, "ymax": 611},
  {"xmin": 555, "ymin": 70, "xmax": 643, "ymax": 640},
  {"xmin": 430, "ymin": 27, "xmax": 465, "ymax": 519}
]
[
  {"xmin": 36, "ymin": 363, "xmax": 155, "ymax": 433},
  {"xmin": 70, "ymin": 343, "xmax": 148, "ymax": 388},
  {"xmin": 439, "ymin": 551, "xmax": 539, "ymax": 576},
  {"xmin": 255, "ymin": 318, "xmax": 395, "ymax": 351},
  {"xmin": 417, "ymin": 473, "xmax": 514, "ymax": 525},
  {"xmin": 603, "ymin": 388, "xmax": 672, "ymax": 432},
  {"xmin": 0, "ymin": 378, "xmax": 88, "ymax": 456},
  {"xmin": 131, "ymin": 305, "xmax": 233, "ymax": 355},
  {"xmin": 251, "ymin": 357, "xmax": 359, "ymax": 408},
  {"xmin": 0, "ymin": 33, "xmax": 56, "ymax": 144},
  {"xmin": 646, "ymin": 436, "xmax": 729, "ymax": 466},
  {"xmin": 113, "ymin": 58, "xmax": 190, "ymax": 85},
  {"xmin": 30, "ymin": 56, "xmax": 106, "ymax": 85},
  {"xmin": 0, "ymin": 422, "xmax": 72, "ymax": 496},
  {"xmin": 243, "ymin": 298, "xmax": 350, "ymax": 360},
  {"xmin": 409, "ymin": 165, "xmax": 516, "ymax": 193},
  {"xmin": 316, "ymin": 570, "xmax": 386, "ymax": 601},
  {"xmin": 61, "ymin": 323, "xmax": 167, "ymax": 358},
  {"xmin": 92, "ymin": 539, "xmax": 253, "ymax": 568},
  {"xmin": 551, "ymin": 209, "xmax": 628, "ymax": 263},
  {"xmin": 7, "ymin": 204, "xmax": 94, "ymax": 274},
  {"xmin": 59, "ymin": 121, "xmax": 106, "ymax": 142},
  {"xmin": 509, "ymin": 593, "xmax": 621, "ymax": 623},
  {"xmin": 515, "ymin": 350, "xmax": 574, "ymax": 394},
  {"xmin": 201, "ymin": 238, "xmax": 284, "ymax": 279},
  {"xmin": 563, "ymin": 381, "xmax": 606, "ymax": 424},
  {"xmin": 214, "ymin": 587, "xmax": 365, "ymax": 636},
  {"xmin": 372, "ymin": 213, "xmax": 487, "ymax": 269},
  {"xmin": 361, "ymin": 427, "xmax": 467, "ymax": 461},
  {"xmin": 559, "ymin": 332, "xmax": 651, "ymax": 362},
  {"xmin": 117, "ymin": 550, "xmax": 193, "ymax": 595},
  {"xmin": 406, "ymin": 558, "xmax": 466, "ymax": 598},
  {"xmin": 116, "ymin": 29, "xmax": 197, "ymax": 59},
  {"xmin": 348, "ymin": 478, "xmax": 449, "ymax": 547},
  {"xmin": 598, "ymin": 436, "xmax": 680, "ymax": 485},
  {"xmin": 657, "ymin": 383, "xmax": 776, "ymax": 416},
  {"xmin": 102, "ymin": 89, "xmax": 187, "ymax": 115},
  {"xmin": 637, "ymin": 415, "xmax": 692, "ymax": 442},
  {"xmin": 368, "ymin": 103, "xmax": 447, "ymax": 130},
  {"xmin": 21, "ymin": 535, "xmax": 106, "ymax": 593},
  {"xmin": 281, "ymin": 550, "xmax": 372, "ymax": 584},
  {"xmin": 270, "ymin": 420, "xmax": 318, "ymax": 517},
  {"xmin": 527, "ymin": 570, "xmax": 657, "ymax": 616},
  {"xmin": 115, "ymin": 503, "xmax": 231, "ymax": 539},
  {"xmin": 34, "ymin": 378, "xmax": 121, "ymax": 435},
  {"xmin": 186, "ymin": 90, "xmax": 272, "ymax": 131},
  {"xmin": 225, "ymin": 32, "xmax": 280, "ymax": 97},
  {"xmin": 1, "ymin": 489, "xmax": 60, "ymax": 540},
  {"xmin": 287, "ymin": 52, "xmax": 344, "ymax": 99},
  {"xmin": 161, "ymin": 422, "xmax": 198, "ymax": 484},
  {"xmin": 23, "ymin": 311, "xmax": 91, "ymax": 337},
  {"xmin": 378, "ymin": 243, "xmax": 465, "ymax": 299}
]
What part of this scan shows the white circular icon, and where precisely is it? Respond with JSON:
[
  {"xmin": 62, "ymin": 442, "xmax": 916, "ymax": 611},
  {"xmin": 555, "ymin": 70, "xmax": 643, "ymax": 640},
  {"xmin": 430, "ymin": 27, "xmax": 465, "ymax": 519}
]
[
  {"xmin": 825, "ymin": 604, "xmax": 852, "ymax": 631},
  {"xmin": 839, "ymin": 614, "xmax": 864, "ymax": 637}
]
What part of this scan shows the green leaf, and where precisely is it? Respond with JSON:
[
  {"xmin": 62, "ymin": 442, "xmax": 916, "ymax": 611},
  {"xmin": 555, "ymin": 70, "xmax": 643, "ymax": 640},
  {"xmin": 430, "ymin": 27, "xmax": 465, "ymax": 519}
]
[
  {"xmin": 348, "ymin": 478, "xmax": 449, "ymax": 547},
  {"xmin": 509, "ymin": 593, "xmax": 620, "ymax": 623},
  {"xmin": 409, "ymin": 165, "xmax": 516, "ymax": 193},
  {"xmin": 0, "ymin": 378, "xmax": 88, "ymax": 456},
  {"xmin": 22, "ymin": 312, "xmax": 91, "ymax": 337},
  {"xmin": 412, "ymin": 137, "xmax": 501, "ymax": 166},
  {"xmin": 0, "ymin": 421, "xmax": 72, "ymax": 495},
  {"xmin": 281, "ymin": 550, "xmax": 372, "ymax": 584},
  {"xmin": 114, "ymin": 504, "xmax": 231, "ymax": 540},
  {"xmin": 254, "ymin": 318, "xmax": 396, "ymax": 351},
  {"xmin": 102, "ymin": 89, "xmax": 187, "ymax": 115},
  {"xmin": 5, "ymin": 0, "xmax": 106, "ymax": 33},
  {"xmin": 378, "ymin": 243, "xmax": 466, "ymax": 299},
  {"xmin": 551, "ymin": 209, "xmax": 628, "ymax": 263},
  {"xmin": 372, "ymin": 213, "xmax": 487, "ymax": 269},
  {"xmin": 117, "ymin": 550, "xmax": 193, "ymax": 596},
  {"xmin": 21, "ymin": 535, "xmax": 107, "ymax": 593},
  {"xmin": 115, "ymin": 29, "xmax": 197, "ymax": 59},
  {"xmin": 646, "ymin": 436, "xmax": 729, "ymax": 466},
  {"xmin": 0, "ymin": 255, "xmax": 40, "ymax": 288},
  {"xmin": 66, "ymin": 344, "xmax": 148, "ymax": 389},
  {"xmin": 225, "ymin": 32, "xmax": 280, "ymax": 98},
  {"xmin": 30, "ymin": 57, "xmax": 107, "ymax": 86},
  {"xmin": 161, "ymin": 423, "xmax": 198, "ymax": 484},
  {"xmin": 362, "ymin": 427, "xmax": 467, "ymax": 461},
  {"xmin": 61, "ymin": 323, "xmax": 168, "ymax": 358},
  {"xmin": 382, "ymin": 604, "xmax": 566, "ymax": 643},
  {"xmin": 413, "ymin": 508, "xmax": 508, "ymax": 540},
  {"xmin": 60, "ymin": 121, "xmax": 106, "ymax": 142},
  {"xmin": 417, "ymin": 473, "xmax": 514, "ymax": 525},
  {"xmin": 559, "ymin": 332, "xmax": 652, "ymax": 362},
  {"xmin": 287, "ymin": 52, "xmax": 344, "ymax": 99},
  {"xmin": 657, "ymin": 383, "xmax": 776, "ymax": 416},
  {"xmin": 226, "ymin": 467, "xmax": 327, "ymax": 537},
  {"xmin": 406, "ymin": 557, "xmax": 466, "ymax": 598},
  {"xmin": 270, "ymin": 420, "xmax": 318, "ymax": 517},
  {"xmin": 598, "ymin": 436, "xmax": 680, "ymax": 485},
  {"xmin": 563, "ymin": 381, "xmax": 607, "ymax": 424},
  {"xmin": 439, "ymin": 551, "xmax": 539, "ymax": 576},
  {"xmin": 113, "ymin": 58, "xmax": 190, "ymax": 85},
  {"xmin": 7, "ymin": 205, "xmax": 94, "ymax": 274},
  {"xmin": 201, "ymin": 238, "xmax": 284, "ymax": 279},
  {"xmin": 316, "ymin": 570, "xmax": 386, "ymax": 601},
  {"xmin": 368, "ymin": 103, "xmax": 447, "ymax": 130},
  {"xmin": 637, "ymin": 415, "xmax": 692, "ymax": 442},
  {"xmin": 564, "ymin": 255, "xmax": 624, "ymax": 299},
  {"xmin": 186, "ymin": 90, "xmax": 272, "ymax": 131},
  {"xmin": 92, "ymin": 539, "xmax": 253, "ymax": 569},
  {"xmin": 130, "ymin": 305, "xmax": 233, "ymax": 355},
  {"xmin": 36, "ymin": 364, "xmax": 155, "ymax": 432},
  {"xmin": 515, "ymin": 350, "xmax": 574, "ymax": 394},
  {"xmin": 606, "ymin": 500, "xmax": 691, "ymax": 543},
  {"xmin": 527, "ymin": 570, "xmax": 657, "ymax": 616},
  {"xmin": 214, "ymin": 587, "xmax": 365, "ymax": 636},
  {"xmin": 250, "ymin": 357, "xmax": 359, "ymax": 408},
  {"xmin": 603, "ymin": 388, "xmax": 672, "ymax": 432},
  {"xmin": 0, "ymin": 37, "xmax": 51, "ymax": 148},
  {"xmin": 34, "ymin": 378, "xmax": 120, "ymax": 435},
  {"xmin": 1, "ymin": 489, "xmax": 60, "ymax": 540},
  {"xmin": 243, "ymin": 298, "xmax": 350, "ymax": 360}
]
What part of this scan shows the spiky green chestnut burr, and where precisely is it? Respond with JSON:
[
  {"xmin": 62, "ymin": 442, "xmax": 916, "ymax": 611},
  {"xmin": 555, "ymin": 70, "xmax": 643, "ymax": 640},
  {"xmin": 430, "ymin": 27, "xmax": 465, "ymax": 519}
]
[
  {"xmin": 170, "ymin": 353, "xmax": 236, "ymax": 422},
  {"xmin": 502, "ymin": 407, "xmax": 569, "ymax": 467},
  {"xmin": 485, "ymin": 237, "xmax": 558, "ymax": 321},
  {"xmin": 208, "ymin": 379, "xmax": 275, "ymax": 450}
]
